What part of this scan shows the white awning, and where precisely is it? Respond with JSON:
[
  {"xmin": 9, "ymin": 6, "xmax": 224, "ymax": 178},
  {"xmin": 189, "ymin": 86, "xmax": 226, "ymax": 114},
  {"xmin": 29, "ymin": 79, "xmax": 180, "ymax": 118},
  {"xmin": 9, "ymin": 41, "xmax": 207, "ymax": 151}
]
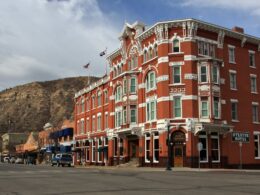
[{"xmin": 195, "ymin": 123, "xmax": 233, "ymax": 135}]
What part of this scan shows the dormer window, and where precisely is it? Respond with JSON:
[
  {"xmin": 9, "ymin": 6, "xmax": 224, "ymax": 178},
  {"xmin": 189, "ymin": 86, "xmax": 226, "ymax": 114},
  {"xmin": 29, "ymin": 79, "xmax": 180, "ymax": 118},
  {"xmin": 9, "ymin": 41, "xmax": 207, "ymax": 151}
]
[{"xmin": 173, "ymin": 39, "xmax": 180, "ymax": 53}]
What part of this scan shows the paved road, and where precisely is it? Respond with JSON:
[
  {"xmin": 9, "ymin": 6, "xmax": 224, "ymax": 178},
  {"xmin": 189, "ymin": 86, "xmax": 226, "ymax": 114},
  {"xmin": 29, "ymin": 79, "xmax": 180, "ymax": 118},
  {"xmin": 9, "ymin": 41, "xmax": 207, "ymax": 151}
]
[{"xmin": 0, "ymin": 163, "xmax": 260, "ymax": 195}]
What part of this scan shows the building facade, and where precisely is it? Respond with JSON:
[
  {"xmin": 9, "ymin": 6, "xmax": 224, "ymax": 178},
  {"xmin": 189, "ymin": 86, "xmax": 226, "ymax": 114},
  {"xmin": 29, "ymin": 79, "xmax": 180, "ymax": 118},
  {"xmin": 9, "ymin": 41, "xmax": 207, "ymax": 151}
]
[{"xmin": 74, "ymin": 19, "xmax": 260, "ymax": 168}]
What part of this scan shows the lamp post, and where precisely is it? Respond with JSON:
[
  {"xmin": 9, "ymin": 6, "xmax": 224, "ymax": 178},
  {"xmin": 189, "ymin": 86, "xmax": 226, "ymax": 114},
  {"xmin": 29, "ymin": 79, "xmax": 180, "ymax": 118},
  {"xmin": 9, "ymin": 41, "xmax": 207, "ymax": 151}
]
[{"xmin": 166, "ymin": 120, "xmax": 172, "ymax": 171}]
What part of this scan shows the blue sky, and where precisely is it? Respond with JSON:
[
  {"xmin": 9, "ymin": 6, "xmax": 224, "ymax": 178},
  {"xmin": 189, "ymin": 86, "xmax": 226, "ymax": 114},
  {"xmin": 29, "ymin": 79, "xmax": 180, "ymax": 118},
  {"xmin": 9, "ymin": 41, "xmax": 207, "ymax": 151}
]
[
  {"xmin": 97, "ymin": 0, "xmax": 260, "ymax": 37},
  {"xmin": 0, "ymin": 0, "xmax": 259, "ymax": 91}
]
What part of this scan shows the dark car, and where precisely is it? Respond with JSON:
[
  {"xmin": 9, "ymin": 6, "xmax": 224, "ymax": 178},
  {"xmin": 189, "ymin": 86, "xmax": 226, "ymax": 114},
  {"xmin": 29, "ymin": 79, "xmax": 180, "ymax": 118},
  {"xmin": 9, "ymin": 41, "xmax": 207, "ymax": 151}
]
[
  {"xmin": 26, "ymin": 156, "xmax": 36, "ymax": 165},
  {"xmin": 51, "ymin": 154, "xmax": 72, "ymax": 167}
]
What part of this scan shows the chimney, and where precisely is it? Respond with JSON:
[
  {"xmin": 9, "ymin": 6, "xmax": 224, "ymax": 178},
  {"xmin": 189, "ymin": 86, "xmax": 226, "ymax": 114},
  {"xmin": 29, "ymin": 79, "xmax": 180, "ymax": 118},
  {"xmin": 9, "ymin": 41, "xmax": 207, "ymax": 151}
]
[{"xmin": 232, "ymin": 26, "xmax": 244, "ymax": 34}]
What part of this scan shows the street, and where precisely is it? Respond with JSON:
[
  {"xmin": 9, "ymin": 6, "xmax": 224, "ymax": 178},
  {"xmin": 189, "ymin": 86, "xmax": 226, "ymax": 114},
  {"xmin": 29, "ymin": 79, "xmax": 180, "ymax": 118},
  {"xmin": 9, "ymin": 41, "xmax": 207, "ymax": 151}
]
[{"xmin": 0, "ymin": 163, "xmax": 260, "ymax": 195}]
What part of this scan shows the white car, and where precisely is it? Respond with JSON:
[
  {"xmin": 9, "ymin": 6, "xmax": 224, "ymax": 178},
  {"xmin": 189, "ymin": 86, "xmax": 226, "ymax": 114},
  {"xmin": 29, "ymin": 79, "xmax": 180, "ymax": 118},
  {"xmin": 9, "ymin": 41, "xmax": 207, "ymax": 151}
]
[
  {"xmin": 3, "ymin": 157, "xmax": 10, "ymax": 163},
  {"xmin": 15, "ymin": 158, "xmax": 23, "ymax": 164},
  {"xmin": 9, "ymin": 157, "xmax": 16, "ymax": 164}
]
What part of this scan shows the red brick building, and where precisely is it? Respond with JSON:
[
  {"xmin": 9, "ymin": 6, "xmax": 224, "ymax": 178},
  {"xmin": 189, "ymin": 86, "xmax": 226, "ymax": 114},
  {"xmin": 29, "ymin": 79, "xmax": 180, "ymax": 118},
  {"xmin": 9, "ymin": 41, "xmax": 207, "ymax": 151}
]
[{"xmin": 74, "ymin": 19, "xmax": 260, "ymax": 168}]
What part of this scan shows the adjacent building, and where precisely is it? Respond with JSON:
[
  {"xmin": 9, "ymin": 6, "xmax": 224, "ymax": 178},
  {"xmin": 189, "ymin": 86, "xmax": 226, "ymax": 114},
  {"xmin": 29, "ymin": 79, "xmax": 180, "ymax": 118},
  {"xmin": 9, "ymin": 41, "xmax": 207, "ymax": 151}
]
[
  {"xmin": 2, "ymin": 132, "xmax": 29, "ymax": 158},
  {"xmin": 74, "ymin": 19, "xmax": 260, "ymax": 168}
]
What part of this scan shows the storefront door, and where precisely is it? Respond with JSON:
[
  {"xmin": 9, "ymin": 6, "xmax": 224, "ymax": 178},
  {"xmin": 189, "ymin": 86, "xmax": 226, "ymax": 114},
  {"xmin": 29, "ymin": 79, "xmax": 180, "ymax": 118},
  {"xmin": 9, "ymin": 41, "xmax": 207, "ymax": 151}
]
[
  {"xmin": 129, "ymin": 140, "xmax": 139, "ymax": 159},
  {"xmin": 172, "ymin": 131, "xmax": 186, "ymax": 167},
  {"xmin": 174, "ymin": 145, "xmax": 183, "ymax": 167}
]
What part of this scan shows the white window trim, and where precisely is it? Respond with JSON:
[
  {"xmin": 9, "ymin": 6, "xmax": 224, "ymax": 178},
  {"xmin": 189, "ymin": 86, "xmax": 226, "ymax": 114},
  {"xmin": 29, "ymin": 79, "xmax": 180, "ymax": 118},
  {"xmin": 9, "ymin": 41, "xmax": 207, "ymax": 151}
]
[
  {"xmin": 213, "ymin": 97, "xmax": 221, "ymax": 119},
  {"xmin": 254, "ymin": 133, "xmax": 260, "ymax": 159},
  {"xmin": 212, "ymin": 65, "xmax": 220, "ymax": 84},
  {"xmin": 249, "ymin": 50, "xmax": 256, "ymax": 67},
  {"xmin": 153, "ymin": 133, "xmax": 159, "ymax": 163},
  {"xmin": 146, "ymin": 100, "xmax": 157, "ymax": 122},
  {"xmin": 229, "ymin": 71, "xmax": 237, "ymax": 90},
  {"xmin": 250, "ymin": 75, "xmax": 258, "ymax": 93},
  {"xmin": 97, "ymin": 139, "xmax": 102, "ymax": 163},
  {"xmin": 211, "ymin": 133, "xmax": 220, "ymax": 163},
  {"xmin": 173, "ymin": 66, "xmax": 182, "ymax": 85},
  {"xmin": 130, "ymin": 106, "xmax": 137, "ymax": 124},
  {"xmin": 130, "ymin": 77, "xmax": 137, "ymax": 94},
  {"xmin": 228, "ymin": 45, "xmax": 236, "ymax": 64},
  {"xmin": 199, "ymin": 134, "xmax": 208, "ymax": 163},
  {"xmin": 199, "ymin": 64, "xmax": 208, "ymax": 83},
  {"xmin": 145, "ymin": 134, "xmax": 151, "ymax": 163},
  {"xmin": 173, "ymin": 96, "xmax": 182, "ymax": 119},
  {"xmin": 200, "ymin": 99, "xmax": 209, "ymax": 118},
  {"xmin": 92, "ymin": 141, "xmax": 96, "ymax": 162},
  {"xmin": 146, "ymin": 71, "xmax": 157, "ymax": 92}
]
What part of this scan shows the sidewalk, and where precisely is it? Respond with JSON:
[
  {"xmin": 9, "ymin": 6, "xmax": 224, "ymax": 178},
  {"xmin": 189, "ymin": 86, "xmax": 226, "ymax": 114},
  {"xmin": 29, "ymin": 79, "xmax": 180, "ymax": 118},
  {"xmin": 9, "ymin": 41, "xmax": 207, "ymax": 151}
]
[{"xmin": 74, "ymin": 165, "xmax": 260, "ymax": 173}]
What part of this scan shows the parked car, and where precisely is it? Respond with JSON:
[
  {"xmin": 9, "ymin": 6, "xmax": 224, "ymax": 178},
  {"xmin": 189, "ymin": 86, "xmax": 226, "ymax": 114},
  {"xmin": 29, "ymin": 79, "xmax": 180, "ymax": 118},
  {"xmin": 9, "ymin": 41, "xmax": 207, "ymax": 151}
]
[
  {"xmin": 51, "ymin": 153, "xmax": 72, "ymax": 167},
  {"xmin": 9, "ymin": 157, "xmax": 16, "ymax": 164},
  {"xmin": 15, "ymin": 158, "xmax": 24, "ymax": 164},
  {"xmin": 3, "ymin": 157, "xmax": 10, "ymax": 163},
  {"xmin": 26, "ymin": 156, "xmax": 36, "ymax": 165}
]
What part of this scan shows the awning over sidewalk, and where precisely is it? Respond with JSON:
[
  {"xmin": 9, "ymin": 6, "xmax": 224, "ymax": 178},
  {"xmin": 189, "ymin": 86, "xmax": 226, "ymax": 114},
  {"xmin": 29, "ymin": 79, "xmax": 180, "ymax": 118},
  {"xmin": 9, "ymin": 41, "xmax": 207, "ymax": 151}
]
[{"xmin": 194, "ymin": 123, "xmax": 233, "ymax": 135}]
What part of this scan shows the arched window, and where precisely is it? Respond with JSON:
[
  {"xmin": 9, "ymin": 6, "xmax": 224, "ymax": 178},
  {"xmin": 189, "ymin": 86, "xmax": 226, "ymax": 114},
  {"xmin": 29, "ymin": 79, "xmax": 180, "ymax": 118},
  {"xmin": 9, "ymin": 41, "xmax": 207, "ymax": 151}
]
[
  {"xmin": 173, "ymin": 39, "xmax": 180, "ymax": 53},
  {"xmin": 97, "ymin": 91, "xmax": 102, "ymax": 106},
  {"xmin": 153, "ymin": 44, "xmax": 158, "ymax": 57},
  {"xmin": 143, "ymin": 50, "xmax": 147, "ymax": 62},
  {"xmin": 149, "ymin": 47, "xmax": 153, "ymax": 60},
  {"xmin": 145, "ymin": 71, "xmax": 156, "ymax": 91}
]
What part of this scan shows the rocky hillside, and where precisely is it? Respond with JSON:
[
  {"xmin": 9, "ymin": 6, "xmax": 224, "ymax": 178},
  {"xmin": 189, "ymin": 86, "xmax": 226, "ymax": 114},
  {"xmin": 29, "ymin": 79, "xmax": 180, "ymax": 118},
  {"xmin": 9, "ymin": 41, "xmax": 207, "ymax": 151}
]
[{"xmin": 0, "ymin": 76, "xmax": 99, "ymax": 133}]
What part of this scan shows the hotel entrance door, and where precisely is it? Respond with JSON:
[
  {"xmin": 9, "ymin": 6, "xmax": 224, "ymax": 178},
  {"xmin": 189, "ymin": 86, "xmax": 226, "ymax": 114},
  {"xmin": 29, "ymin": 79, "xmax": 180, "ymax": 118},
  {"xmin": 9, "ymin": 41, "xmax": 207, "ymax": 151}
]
[{"xmin": 172, "ymin": 131, "xmax": 186, "ymax": 167}]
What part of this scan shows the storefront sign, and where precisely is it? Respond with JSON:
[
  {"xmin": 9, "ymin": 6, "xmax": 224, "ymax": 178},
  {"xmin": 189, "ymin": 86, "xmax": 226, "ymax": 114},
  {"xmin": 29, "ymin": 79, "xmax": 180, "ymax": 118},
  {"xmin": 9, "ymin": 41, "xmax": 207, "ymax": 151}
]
[{"xmin": 232, "ymin": 132, "xmax": 249, "ymax": 143}]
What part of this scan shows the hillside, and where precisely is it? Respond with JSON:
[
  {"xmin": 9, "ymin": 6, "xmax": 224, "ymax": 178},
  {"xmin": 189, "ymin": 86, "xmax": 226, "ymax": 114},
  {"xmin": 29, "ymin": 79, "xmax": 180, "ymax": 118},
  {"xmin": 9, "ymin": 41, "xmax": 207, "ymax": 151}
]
[{"xmin": 0, "ymin": 76, "xmax": 99, "ymax": 133}]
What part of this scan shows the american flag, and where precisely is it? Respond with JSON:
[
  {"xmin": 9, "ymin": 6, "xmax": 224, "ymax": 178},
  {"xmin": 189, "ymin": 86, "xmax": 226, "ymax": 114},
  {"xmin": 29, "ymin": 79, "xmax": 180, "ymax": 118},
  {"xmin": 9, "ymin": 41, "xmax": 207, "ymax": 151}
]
[
  {"xmin": 99, "ymin": 48, "xmax": 107, "ymax": 57},
  {"xmin": 83, "ymin": 62, "xmax": 90, "ymax": 69}
]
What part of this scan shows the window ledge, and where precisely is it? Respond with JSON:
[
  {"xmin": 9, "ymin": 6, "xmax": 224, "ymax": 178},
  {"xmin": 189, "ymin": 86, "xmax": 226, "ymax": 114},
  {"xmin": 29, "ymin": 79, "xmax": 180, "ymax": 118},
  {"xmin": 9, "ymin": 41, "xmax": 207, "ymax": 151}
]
[
  {"xmin": 153, "ymin": 161, "xmax": 159, "ymax": 164},
  {"xmin": 251, "ymin": 92, "xmax": 258, "ymax": 94},
  {"xmin": 199, "ymin": 161, "xmax": 209, "ymax": 163},
  {"xmin": 169, "ymin": 83, "xmax": 185, "ymax": 86},
  {"xmin": 255, "ymin": 157, "xmax": 260, "ymax": 160},
  {"xmin": 169, "ymin": 52, "xmax": 184, "ymax": 55},
  {"xmin": 249, "ymin": 66, "xmax": 256, "ymax": 69},
  {"xmin": 146, "ymin": 88, "xmax": 157, "ymax": 93},
  {"xmin": 142, "ymin": 56, "xmax": 158, "ymax": 65},
  {"xmin": 230, "ymin": 88, "xmax": 238, "ymax": 91},
  {"xmin": 253, "ymin": 122, "xmax": 260, "ymax": 124},
  {"xmin": 232, "ymin": 120, "xmax": 240, "ymax": 123},
  {"xmin": 229, "ymin": 61, "xmax": 236, "ymax": 64}
]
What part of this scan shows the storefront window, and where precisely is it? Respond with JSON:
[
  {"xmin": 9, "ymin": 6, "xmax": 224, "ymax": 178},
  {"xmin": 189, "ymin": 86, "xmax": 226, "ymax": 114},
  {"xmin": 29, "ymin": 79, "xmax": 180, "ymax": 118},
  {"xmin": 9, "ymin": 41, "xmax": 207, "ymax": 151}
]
[
  {"xmin": 113, "ymin": 137, "xmax": 118, "ymax": 157},
  {"xmin": 153, "ymin": 132, "xmax": 159, "ymax": 163},
  {"xmin": 255, "ymin": 134, "xmax": 260, "ymax": 158},
  {"xmin": 211, "ymin": 133, "xmax": 220, "ymax": 162},
  {"xmin": 145, "ymin": 134, "xmax": 150, "ymax": 162},
  {"xmin": 98, "ymin": 138, "xmax": 102, "ymax": 162},
  {"xmin": 119, "ymin": 138, "xmax": 123, "ymax": 156},
  {"xmin": 199, "ymin": 132, "xmax": 208, "ymax": 162},
  {"xmin": 92, "ymin": 140, "xmax": 96, "ymax": 162}
]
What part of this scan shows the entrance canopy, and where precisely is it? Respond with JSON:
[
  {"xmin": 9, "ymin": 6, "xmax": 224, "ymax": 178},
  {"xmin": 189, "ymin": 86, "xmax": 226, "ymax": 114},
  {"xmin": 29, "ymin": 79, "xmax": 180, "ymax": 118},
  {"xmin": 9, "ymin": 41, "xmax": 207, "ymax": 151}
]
[{"xmin": 195, "ymin": 123, "xmax": 233, "ymax": 135}]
